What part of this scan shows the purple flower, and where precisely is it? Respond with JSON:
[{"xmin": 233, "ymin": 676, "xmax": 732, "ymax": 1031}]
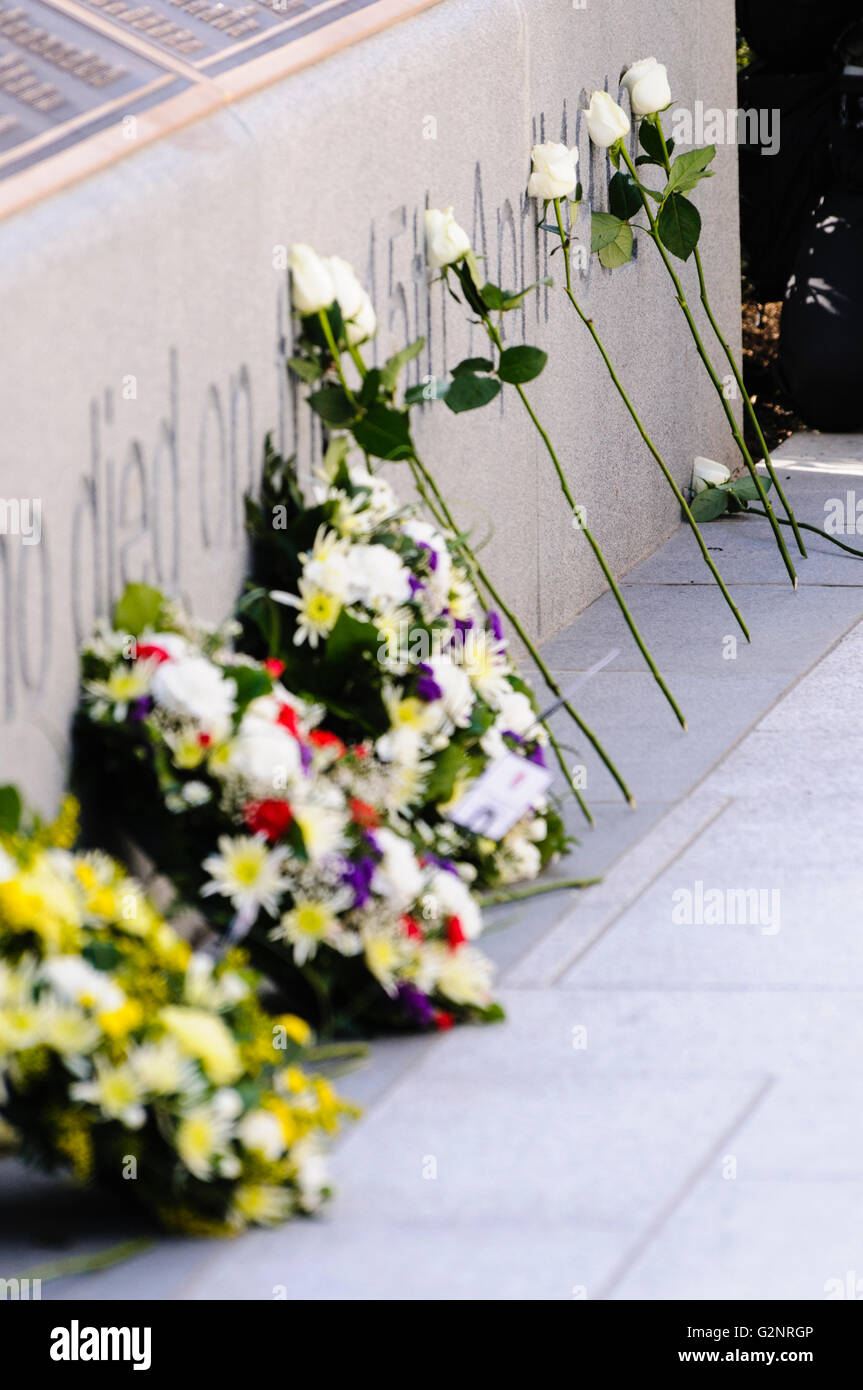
[
  {"xmin": 527, "ymin": 744, "xmax": 547, "ymax": 768},
  {"xmin": 417, "ymin": 541, "xmax": 439, "ymax": 573},
  {"xmin": 397, "ymin": 981, "xmax": 436, "ymax": 1028},
  {"xmin": 502, "ymin": 729, "xmax": 523, "ymax": 744},
  {"xmin": 424, "ymin": 853, "xmax": 458, "ymax": 875},
  {"xmin": 342, "ymin": 855, "xmax": 377, "ymax": 908},
  {"xmin": 408, "ymin": 573, "xmax": 425, "ymax": 596},
  {"xmin": 129, "ymin": 697, "xmax": 154, "ymax": 722},
  {"xmin": 453, "ymin": 617, "xmax": 474, "ymax": 638},
  {"xmin": 417, "ymin": 674, "xmax": 443, "ymax": 702},
  {"xmin": 487, "ymin": 610, "xmax": 503, "ymax": 642},
  {"xmin": 299, "ymin": 742, "xmax": 313, "ymax": 773}
]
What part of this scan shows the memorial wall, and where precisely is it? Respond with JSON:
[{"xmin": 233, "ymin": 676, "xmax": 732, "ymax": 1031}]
[{"xmin": 0, "ymin": 0, "xmax": 741, "ymax": 809}]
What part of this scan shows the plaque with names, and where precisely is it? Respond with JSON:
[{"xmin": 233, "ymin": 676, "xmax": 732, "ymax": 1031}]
[{"xmin": 0, "ymin": 0, "xmax": 405, "ymax": 187}]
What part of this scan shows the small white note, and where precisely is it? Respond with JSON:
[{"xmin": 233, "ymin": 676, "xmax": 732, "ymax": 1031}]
[{"xmin": 445, "ymin": 752, "xmax": 552, "ymax": 840}]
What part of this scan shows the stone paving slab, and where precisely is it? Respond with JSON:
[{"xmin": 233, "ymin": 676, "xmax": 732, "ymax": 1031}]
[{"xmin": 4, "ymin": 435, "xmax": 863, "ymax": 1299}]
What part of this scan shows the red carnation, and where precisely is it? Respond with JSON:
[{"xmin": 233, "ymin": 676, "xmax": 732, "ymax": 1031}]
[
  {"xmin": 447, "ymin": 915, "xmax": 467, "ymax": 950},
  {"xmin": 135, "ymin": 643, "xmax": 171, "ymax": 665},
  {"xmin": 435, "ymin": 1011, "xmax": 455, "ymax": 1031},
  {"xmin": 309, "ymin": 729, "xmax": 347, "ymax": 758},
  {"xmin": 243, "ymin": 799, "xmax": 293, "ymax": 842},
  {"xmin": 264, "ymin": 658, "xmax": 286, "ymax": 678},
  {"xmin": 400, "ymin": 914, "xmax": 424, "ymax": 941},
  {"xmin": 349, "ymin": 798, "xmax": 380, "ymax": 830},
  {"xmin": 197, "ymin": 732, "xmax": 212, "ymax": 748},
  {"xmin": 276, "ymin": 704, "xmax": 301, "ymax": 738}
]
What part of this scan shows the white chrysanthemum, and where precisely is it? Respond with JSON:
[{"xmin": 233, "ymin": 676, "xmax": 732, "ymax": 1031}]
[
  {"xmin": 201, "ymin": 835, "xmax": 288, "ymax": 918},
  {"xmin": 301, "ymin": 525, "xmax": 352, "ymax": 600},
  {"xmin": 424, "ymin": 655, "xmax": 474, "ymax": 729},
  {"xmin": 271, "ymin": 893, "xmax": 354, "ymax": 964},
  {"xmin": 237, "ymin": 1108, "xmax": 287, "ymax": 1161},
  {"xmin": 71, "ymin": 1059, "xmax": 147, "ymax": 1128},
  {"xmin": 175, "ymin": 1089, "xmax": 242, "ymax": 1180},
  {"xmin": 291, "ymin": 1136, "xmax": 332, "ymax": 1213},
  {"xmin": 361, "ymin": 923, "xmax": 414, "ymax": 997},
  {"xmin": 130, "ymin": 1037, "xmax": 200, "ymax": 1096},
  {"xmin": 459, "ymin": 629, "xmax": 512, "ymax": 708},
  {"xmin": 271, "ymin": 578, "xmax": 341, "ymax": 648},
  {"xmin": 421, "ymin": 942, "xmax": 494, "ymax": 1008},
  {"xmin": 85, "ymin": 660, "xmax": 158, "ymax": 720},
  {"xmin": 41, "ymin": 956, "xmax": 126, "ymax": 1014},
  {"xmin": 40, "ymin": 1003, "xmax": 101, "ymax": 1058}
]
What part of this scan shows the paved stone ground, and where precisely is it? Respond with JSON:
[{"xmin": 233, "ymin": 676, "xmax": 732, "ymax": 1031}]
[{"xmin": 3, "ymin": 433, "xmax": 863, "ymax": 1300}]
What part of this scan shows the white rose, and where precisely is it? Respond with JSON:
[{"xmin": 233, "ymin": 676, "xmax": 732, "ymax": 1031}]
[
  {"xmin": 585, "ymin": 91, "xmax": 631, "ymax": 148},
  {"xmin": 324, "ymin": 255, "xmax": 377, "ymax": 345},
  {"xmin": 425, "ymin": 207, "xmax": 471, "ymax": 269},
  {"xmin": 621, "ymin": 57, "xmax": 672, "ymax": 118},
  {"xmin": 151, "ymin": 655, "xmax": 236, "ymax": 735},
  {"xmin": 692, "ymin": 456, "xmax": 731, "ymax": 493},
  {"xmin": 237, "ymin": 1109, "xmax": 286, "ymax": 1161},
  {"xmin": 372, "ymin": 828, "xmax": 425, "ymax": 912},
  {"xmin": 527, "ymin": 142, "xmax": 579, "ymax": 200},
  {"xmin": 288, "ymin": 243, "xmax": 336, "ymax": 316}
]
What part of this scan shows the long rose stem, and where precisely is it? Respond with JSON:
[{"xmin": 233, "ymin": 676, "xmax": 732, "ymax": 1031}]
[
  {"xmin": 619, "ymin": 144, "xmax": 798, "ymax": 590},
  {"xmin": 481, "ymin": 314, "xmax": 687, "ymax": 729},
  {"xmin": 551, "ymin": 197, "xmax": 750, "ymax": 643},
  {"xmin": 650, "ymin": 114, "xmax": 807, "ymax": 560}
]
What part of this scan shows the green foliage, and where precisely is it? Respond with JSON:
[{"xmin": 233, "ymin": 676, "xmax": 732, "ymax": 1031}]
[
  {"xmin": 0, "ymin": 785, "xmax": 22, "ymax": 833},
  {"xmin": 496, "ymin": 345, "xmax": 547, "ymax": 384},
  {"xmin": 113, "ymin": 583, "xmax": 166, "ymax": 638},
  {"xmin": 657, "ymin": 192, "xmax": 702, "ymax": 260}
]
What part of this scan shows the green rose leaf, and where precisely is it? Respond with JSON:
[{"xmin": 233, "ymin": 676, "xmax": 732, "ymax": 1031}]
[
  {"xmin": 598, "ymin": 219, "xmax": 634, "ymax": 270},
  {"xmin": 358, "ymin": 367, "xmax": 382, "ymax": 408},
  {"xmin": 381, "ymin": 337, "xmax": 425, "ymax": 393},
  {"xmin": 404, "ymin": 379, "xmax": 450, "ymax": 405},
  {"xmin": 608, "ymin": 170, "xmax": 642, "ymax": 221},
  {"xmin": 591, "ymin": 211, "xmax": 626, "ymax": 253},
  {"xmin": 727, "ymin": 474, "xmax": 773, "ymax": 502},
  {"xmin": 690, "ymin": 486, "xmax": 730, "ymax": 521},
  {"xmin": 307, "ymin": 384, "xmax": 356, "ymax": 426},
  {"xmin": 352, "ymin": 403, "xmax": 414, "ymax": 460},
  {"xmin": 113, "ymin": 582, "xmax": 165, "ymax": 638},
  {"xmin": 664, "ymin": 145, "xmax": 716, "ymax": 198},
  {"xmin": 0, "ymin": 784, "xmax": 22, "ymax": 833},
  {"xmin": 444, "ymin": 372, "xmax": 502, "ymax": 414},
  {"xmin": 657, "ymin": 192, "xmax": 702, "ymax": 260},
  {"xmin": 452, "ymin": 356, "xmax": 495, "ymax": 377},
  {"xmin": 480, "ymin": 279, "xmax": 551, "ymax": 312},
  {"xmin": 286, "ymin": 356, "xmax": 322, "ymax": 384},
  {"xmin": 638, "ymin": 119, "xmax": 675, "ymax": 166},
  {"xmin": 497, "ymin": 345, "xmax": 548, "ymax": 384}
]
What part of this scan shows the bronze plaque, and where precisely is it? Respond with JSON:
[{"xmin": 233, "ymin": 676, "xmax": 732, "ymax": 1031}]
[{"xmin": 0, "ymin": 0, "xmax": 387, "ymax": 181}]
